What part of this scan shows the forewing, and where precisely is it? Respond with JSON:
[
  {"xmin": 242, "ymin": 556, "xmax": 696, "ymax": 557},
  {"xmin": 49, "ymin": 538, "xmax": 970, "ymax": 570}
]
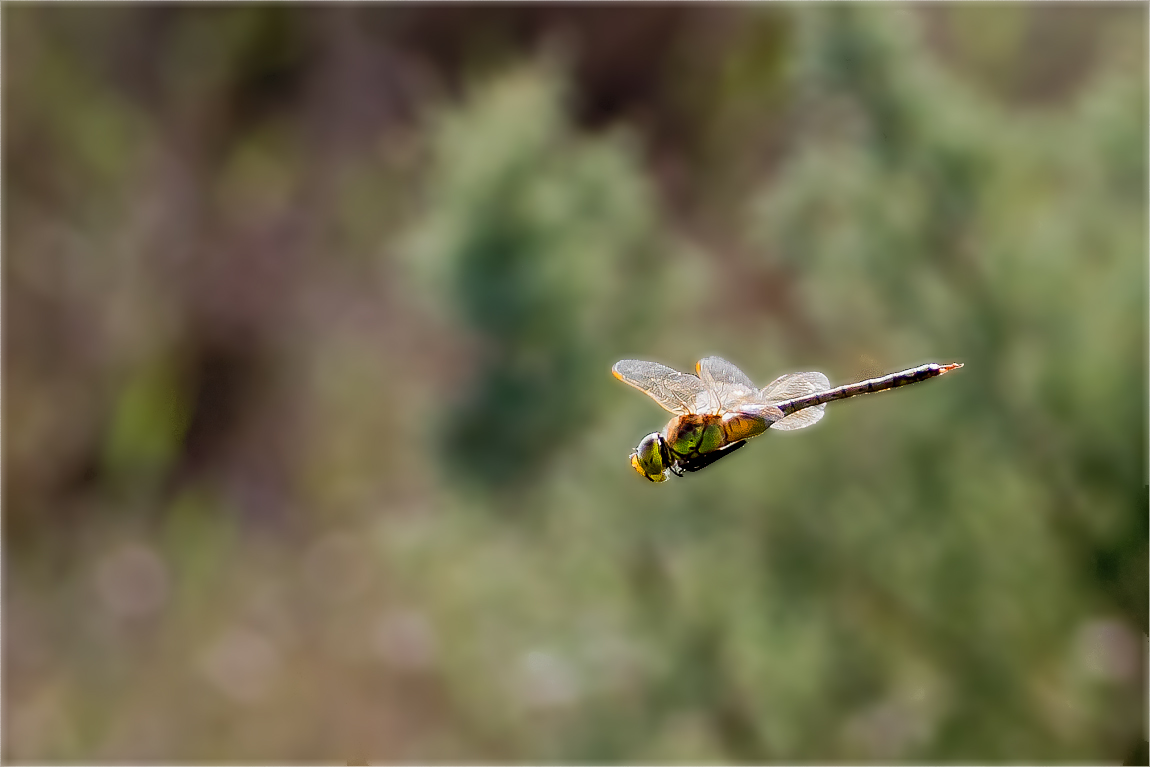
[
  {"xmin": 696, "ymin": 356, "xmax": 756, "ymax": 389},
  {"xmin": 695, "ymin": 356, "xmax": 758, "ymax": 411},
  {"xmin": 759, "ymin": 371, "xmax": 831, "ymax": 432},
  {"xmin": 612, "ymin": 360, "xmax": 705, "ymax": 415}
]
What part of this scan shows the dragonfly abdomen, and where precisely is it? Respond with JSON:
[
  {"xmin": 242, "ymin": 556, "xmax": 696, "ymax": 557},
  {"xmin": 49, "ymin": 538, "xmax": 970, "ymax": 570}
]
[{"xmin": 776, "ymin": 363, "xmax": 962, "ymax": 416}]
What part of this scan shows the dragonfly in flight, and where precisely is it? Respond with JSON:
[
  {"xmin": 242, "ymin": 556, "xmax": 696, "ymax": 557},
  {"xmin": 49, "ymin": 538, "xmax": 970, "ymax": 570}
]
[{"xmin": 612, "ymin": 356, "xmax": 963, "ymax": 482}]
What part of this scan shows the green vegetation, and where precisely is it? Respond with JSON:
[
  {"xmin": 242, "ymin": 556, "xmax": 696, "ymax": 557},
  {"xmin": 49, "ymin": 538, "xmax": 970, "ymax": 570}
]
[{"xmin": 4, "ymin": 5, "xmax": 1145, "ymax": 762}]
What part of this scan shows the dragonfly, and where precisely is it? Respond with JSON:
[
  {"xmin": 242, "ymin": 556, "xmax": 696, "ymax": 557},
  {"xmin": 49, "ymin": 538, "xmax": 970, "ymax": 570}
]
[{"xmin": 612, "ymin": 356, "xmax": 963, "ymax": 482}]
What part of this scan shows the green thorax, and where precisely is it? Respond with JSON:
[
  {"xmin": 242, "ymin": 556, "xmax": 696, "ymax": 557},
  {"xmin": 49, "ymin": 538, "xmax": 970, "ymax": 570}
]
[{"xmin": 668, "ymin": 417, "xmax": 726, "ymax": 458}]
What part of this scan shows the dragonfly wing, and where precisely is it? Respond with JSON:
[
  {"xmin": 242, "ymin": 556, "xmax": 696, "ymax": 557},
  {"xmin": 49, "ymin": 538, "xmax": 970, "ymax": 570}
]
[
  {"xmin": 696, "ymin": 356, "xmax": 756, "ymax": 389},
  {"xmin": 695, "ymin": 356, "xmax": 758, "ymax": 411},
  {"xmin": 760, "ymin": 371, "xmax": 831, "ymax": 401},
  {"xmin": 612, "ymin": 360, "xmax": 706, "ymax": 415},
  {"xmin": 769, "ymin": 406, "xmax": 825, "ymax": 431},
  {"xmin": 759, "ymin": 371, "xmax": 831, "ymax": 431}
]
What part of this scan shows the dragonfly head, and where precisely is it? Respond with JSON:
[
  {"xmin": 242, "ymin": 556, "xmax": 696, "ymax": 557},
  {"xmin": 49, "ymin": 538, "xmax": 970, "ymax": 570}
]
[{"xmin": 630, "ymin": 432, "xmax": 671, "ymax": 482}]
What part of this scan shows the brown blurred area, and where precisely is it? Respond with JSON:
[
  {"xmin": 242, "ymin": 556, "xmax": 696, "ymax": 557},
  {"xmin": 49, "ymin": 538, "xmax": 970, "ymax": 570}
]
[{"xmin": 3, "ymin": 4, "xmax": 1146, "ymax": 763}]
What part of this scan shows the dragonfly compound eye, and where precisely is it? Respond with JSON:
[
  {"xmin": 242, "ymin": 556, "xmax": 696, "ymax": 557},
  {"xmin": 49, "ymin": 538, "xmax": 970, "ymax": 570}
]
[{"xmin": 631, "ymin": 433, "xmax": 669, "ymax": 482}]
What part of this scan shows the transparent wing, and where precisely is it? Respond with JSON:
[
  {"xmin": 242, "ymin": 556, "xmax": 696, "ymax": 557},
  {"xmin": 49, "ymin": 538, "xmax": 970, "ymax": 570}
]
[
  {"xmin": 759, "ymin": 371, "xmax": 831, "ymax": 431},
  {"xmin": 696, "ymin": 356, "xmax": 756, "ymax": 389},
  {"xmin": 612, "ymin": 359, "xmax": 705, "ymax": 415},
  {"xmin": 695, "ymin": 356, "xmax": 759, "ymax": 411}
]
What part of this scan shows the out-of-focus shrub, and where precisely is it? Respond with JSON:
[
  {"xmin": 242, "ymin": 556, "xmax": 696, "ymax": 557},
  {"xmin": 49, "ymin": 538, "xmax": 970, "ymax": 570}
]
[
  {"xmin": 731, "ymin": 6, "xmax": 1146, "ymax": 759},
  {"xmin": 403, "ymin": 64, "xmax": 667, "ymax": 491}
]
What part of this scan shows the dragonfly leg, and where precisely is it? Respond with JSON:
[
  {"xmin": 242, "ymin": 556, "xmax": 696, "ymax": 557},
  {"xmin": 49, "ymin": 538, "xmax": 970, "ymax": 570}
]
[{"xmin": 676, "ymin": 439, "xmax": 748, "ymax": 474}]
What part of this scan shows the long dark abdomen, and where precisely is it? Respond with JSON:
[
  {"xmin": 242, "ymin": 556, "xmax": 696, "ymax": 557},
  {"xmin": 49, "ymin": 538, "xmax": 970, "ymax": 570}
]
[{"xmin": 776, "ymin": 363, "xmax": 961, "ymax": 417}]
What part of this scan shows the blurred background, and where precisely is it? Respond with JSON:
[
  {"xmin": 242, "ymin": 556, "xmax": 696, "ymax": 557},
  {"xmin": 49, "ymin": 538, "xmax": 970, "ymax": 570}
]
[{"xmin": 3, "ymin": 4, "xmax": 1146, "ymax": 763}]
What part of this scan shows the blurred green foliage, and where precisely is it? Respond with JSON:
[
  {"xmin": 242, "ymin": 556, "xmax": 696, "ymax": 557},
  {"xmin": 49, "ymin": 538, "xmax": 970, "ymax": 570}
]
[
  {"xmin": 403, "ymin": 65, "xmax": 666, "ymax": 490},
  {"xmin": 3, "ymin": 4, "xmax": 1145, "ymax": 763}
]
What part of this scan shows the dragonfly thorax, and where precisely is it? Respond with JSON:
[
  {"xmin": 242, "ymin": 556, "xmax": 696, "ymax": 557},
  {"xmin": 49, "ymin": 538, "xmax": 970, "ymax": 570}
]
[
  {"xmin": 665, "ymin": 414, "xmax": 727, "ymax": 459},
  {"xmin": 629, "ymin": 410, "xmax": 778, "ymax": 482}
]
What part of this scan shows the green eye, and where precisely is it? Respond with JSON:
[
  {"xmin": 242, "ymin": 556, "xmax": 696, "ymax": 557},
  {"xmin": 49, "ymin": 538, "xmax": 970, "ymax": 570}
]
[{"xmin": 630, "ymin": 433, "xmax": 669, "ymax": 482}]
